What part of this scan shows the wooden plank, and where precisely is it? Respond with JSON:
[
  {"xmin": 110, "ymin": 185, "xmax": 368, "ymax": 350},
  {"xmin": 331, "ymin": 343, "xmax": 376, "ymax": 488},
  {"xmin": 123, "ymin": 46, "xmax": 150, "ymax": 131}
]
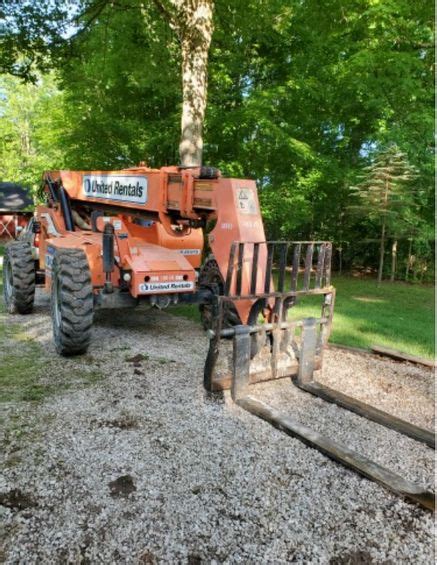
[
  {"xmin": 295, "ymin": 380, "xmax": 435, "ymax": 449},
  {"xmin": 238, "ymin": 396, "xmax": 435, "ymax": 512},
  {"xmin": 371, "ymin": 345, "xmax": 435, "ymax": 369},
  {"xmin": 328, "ymin": 343, "xmax": 372, "ymax": 356}
]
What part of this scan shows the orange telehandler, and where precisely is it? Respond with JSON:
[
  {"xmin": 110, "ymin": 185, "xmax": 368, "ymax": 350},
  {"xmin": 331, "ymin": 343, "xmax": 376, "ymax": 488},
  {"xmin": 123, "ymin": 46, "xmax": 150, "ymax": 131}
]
[{"xmin": 3, "ymin": 164, "xmax": 434, "ymax": 510}]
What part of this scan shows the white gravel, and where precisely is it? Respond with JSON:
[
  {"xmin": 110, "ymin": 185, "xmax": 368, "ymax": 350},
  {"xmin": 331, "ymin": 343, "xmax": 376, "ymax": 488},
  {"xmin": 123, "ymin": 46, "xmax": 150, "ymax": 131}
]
[{"xmin": 0, "ymin": 288, "xmax": 435, "ymax": 563}]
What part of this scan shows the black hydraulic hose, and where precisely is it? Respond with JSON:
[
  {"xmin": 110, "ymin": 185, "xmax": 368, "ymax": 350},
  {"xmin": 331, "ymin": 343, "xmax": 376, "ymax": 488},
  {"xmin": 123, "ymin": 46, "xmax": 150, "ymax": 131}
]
[
  {"xmin": 59, "ymin": 186, "xmax": 75, "ymax": 232},
  {"xmin": 90, "ymin": 209, "xmax": 104, "ymax": 232},
  {"xmin": 45, "ymin": 177, "xmax": 59, "ymax": 203}
]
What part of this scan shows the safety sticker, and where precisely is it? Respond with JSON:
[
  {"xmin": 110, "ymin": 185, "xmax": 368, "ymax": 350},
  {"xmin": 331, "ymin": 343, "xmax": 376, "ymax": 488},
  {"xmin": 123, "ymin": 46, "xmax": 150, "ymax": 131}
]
[
  {"xmin": 237, "ymin": 188, "xmax": 257, "ymax": 215},
  {"xmin": 139, "ymin": 281, "xmax": 194, "ymax": 293}
]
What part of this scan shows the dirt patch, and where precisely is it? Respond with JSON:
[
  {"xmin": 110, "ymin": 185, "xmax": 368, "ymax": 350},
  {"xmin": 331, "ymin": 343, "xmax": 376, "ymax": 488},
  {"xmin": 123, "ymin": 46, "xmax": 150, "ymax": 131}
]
[
  {"xmin": 0, "ymin": 489, "xmax": 36, "ymax": 511},
  {"xmin": 108, "ymin": 475, "xmax": 136, "ymax": 498},
  {"xmin": 94, "ymin": 416, "xmax": 139, "ymax": 430},
  {"xmin": 126, "ymin": 353, "xmax": 148, "ymax": 365}
]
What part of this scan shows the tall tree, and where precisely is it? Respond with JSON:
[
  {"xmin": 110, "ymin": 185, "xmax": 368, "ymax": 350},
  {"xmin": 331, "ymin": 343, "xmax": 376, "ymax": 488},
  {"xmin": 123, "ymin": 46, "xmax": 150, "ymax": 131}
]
[
  {"xmin": 350, "ymin": 145, "xmax": 417, "ymax": 283},
  {"xmin": 1, "ymin": 0, "xmax": 215, "ymax": 166},
  {"xmin": 152, "ymin": 1, "xmax": 214, "ymax": 166}
]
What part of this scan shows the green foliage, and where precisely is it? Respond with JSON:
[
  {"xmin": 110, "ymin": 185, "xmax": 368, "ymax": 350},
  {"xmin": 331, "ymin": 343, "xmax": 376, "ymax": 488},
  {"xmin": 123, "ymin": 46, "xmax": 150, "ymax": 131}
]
[
  {"xmin": 350, "ymin": 145, "xmax": 418, "ymax": 235},
  {"xmin": 0, "ymin": 74, "xmax": 65, "ymax": 191},
  {"xmin": 57, "ymin": 2, "xmax": 181, "ymax": 169},
  {"xmin": 349, "ymin": 144, "xmax": 432, "ymax": 281},
  {"xmin": 0, "ymin": 0, "xmax": 434, "ymax": 276}
]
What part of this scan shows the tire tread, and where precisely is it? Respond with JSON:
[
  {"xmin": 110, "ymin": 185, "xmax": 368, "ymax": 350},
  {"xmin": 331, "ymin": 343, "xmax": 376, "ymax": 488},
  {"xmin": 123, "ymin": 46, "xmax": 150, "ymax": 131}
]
[{"xmin": 51, "ymin": 248, "xmax": 93, "ymax": 356}]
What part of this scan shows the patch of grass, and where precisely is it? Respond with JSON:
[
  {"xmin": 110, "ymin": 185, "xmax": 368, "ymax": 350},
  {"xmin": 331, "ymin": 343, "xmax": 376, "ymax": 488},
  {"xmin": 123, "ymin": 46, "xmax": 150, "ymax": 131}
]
[
  {"xmin": 0, "ymin": 321, "xmax": 105, "ymax": 402},
  {"xmin": 289, "ymin": 275, "xmax": 434, "ymax": 359},
  {"xmin": 79, "ymin": 369, "xmax": 104, "ymax": 384},
  {"xmin": 154, "ymin": 357, "xmax": 176, "ymax": 365},
  {"xmin": 0, "ymin": 246, "xmax": 49, "ymax": 401},
  {"xmin": 169, "ymin": 275, "xmax": 434, "ymax": 360},
  {"xmin": 0, "ymin": 323, "xmax": 48, "ymax": 402},
  {"xmin": 169, "ymin": 304, "xmax": 201, "ymax": 323},
  {"xmin": 0, "ymin": 244, "xmax": 5, "ymax": 313},
  {"xmin": 2, "ymin": 411, "xmax": 46, "ymax": 451},
  {"xmin": 114, "ymin": 345, "xmax": 131, "ymax": 352},
  {"xmin": 0, "ymin": 246, "xmax": 105, "ymax": 401}
]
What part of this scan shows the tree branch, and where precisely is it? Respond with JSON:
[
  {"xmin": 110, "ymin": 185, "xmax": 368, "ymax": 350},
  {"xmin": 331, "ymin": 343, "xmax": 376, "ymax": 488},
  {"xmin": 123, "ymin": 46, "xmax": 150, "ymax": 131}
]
[
  {"xmin": 150, "ymin": 0, "xmax": 176, "ymax": 26},
  {"xmin": 69, "ymin": 0, "xmax": 111, "ymax": 41}
]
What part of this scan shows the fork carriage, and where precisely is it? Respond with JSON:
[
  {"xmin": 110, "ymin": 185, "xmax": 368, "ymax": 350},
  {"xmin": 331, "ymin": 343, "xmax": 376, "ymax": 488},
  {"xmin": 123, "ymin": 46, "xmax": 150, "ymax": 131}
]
[
  {"xmin": 205, "ymin": 240, "xmax": 435, "ymax": 512},
  {"xmin": 204, "ymin": 240, "xmax": 335, "ymax": 391}
]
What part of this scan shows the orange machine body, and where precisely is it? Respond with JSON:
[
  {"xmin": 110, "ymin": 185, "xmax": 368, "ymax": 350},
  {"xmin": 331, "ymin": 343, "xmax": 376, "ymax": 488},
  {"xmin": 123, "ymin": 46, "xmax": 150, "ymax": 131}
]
[{"xmin": 37, "ymin": 166, "xmax": 268, "ymax": 322}]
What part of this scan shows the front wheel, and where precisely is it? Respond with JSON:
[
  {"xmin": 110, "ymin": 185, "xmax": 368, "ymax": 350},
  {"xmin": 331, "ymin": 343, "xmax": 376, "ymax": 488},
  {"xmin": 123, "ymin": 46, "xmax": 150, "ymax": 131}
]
[
  {"xmin": 3, "ymin": 241, "xmax": 35, "ymax": 314},
  {"xmin": 51, "ymin": 248, "xmax": 94, "ymax": 356}
]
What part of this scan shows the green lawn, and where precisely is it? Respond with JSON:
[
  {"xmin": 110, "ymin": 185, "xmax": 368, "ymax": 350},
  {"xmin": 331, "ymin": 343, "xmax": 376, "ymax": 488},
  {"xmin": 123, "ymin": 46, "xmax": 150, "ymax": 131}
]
[{"xmin": 172, "ymin": 275, "xmax": 435, "ymax": 360}]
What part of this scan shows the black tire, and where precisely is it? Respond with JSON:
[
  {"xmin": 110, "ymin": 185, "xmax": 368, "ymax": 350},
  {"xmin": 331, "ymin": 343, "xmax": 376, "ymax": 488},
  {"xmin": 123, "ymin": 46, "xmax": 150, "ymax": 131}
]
[
  {"xmin": 51, "ymin": 248, "xmax": 94, "ymax": 356},
  {"xmin": 3, "ymin": 241, "xmax": 35, "ymax": 314},
  {"xmin": 198, "ymin": 254, "xmax": 241, "ymax": 331}
]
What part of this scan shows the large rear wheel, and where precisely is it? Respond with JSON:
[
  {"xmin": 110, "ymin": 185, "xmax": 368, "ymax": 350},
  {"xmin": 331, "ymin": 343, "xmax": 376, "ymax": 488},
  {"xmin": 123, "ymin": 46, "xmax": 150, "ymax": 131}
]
[
  {"xmin": 198, "ymin": 255, "xmax": 241, "ymax": 331},
  {"xmin": 51, "ymin": 248, "xmax": 94, "ymax": 356},
  {"xmin": 3, "ymin": 241, "xmax": 35, "ymax": 314}
]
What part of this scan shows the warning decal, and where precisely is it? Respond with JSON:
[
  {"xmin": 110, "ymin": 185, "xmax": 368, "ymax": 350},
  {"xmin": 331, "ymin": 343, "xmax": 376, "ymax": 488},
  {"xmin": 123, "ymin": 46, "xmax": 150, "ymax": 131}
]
[{"xmin": 237, "ymin": 188, "xmax": 257, "ymax": 215}]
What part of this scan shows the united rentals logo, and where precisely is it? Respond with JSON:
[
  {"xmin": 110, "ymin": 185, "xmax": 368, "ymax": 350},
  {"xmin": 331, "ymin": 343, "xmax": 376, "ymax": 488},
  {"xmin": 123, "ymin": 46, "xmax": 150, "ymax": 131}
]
[
  {"xmin": 82, "ymin": 174, "xmax": 148, "ymax": 204},
  {"xmin": 139, "ymin": 281, "xmax": 194, "ymax": 293}
]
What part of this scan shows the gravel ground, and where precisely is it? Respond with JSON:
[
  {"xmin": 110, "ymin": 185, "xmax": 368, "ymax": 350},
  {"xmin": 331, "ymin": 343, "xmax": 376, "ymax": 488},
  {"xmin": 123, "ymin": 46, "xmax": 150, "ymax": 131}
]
[{"xmin": 0, "ymin": 288, "xmax": 435, "ymax": 563}]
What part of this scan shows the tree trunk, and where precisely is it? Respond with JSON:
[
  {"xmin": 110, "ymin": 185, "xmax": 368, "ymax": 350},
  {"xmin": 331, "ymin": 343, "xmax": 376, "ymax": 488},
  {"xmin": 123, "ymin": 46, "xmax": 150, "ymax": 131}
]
[
  {"xmin": 178, "ymin": 1, "xmax": 214, "ymax": 167},
  {"xmin": 390, "ymin": 239, "xmax": 397, "ymax": 282},
  {"xmin": 377, "ymin": 219, "xmax": 386, "ymax": 284},
  {"xmin": 151, "ymin": 0, "xmax": 214, "ymax": 167},
  {"xmin": 377, "ymin": 178, "xmax": 389, "ymax": 284},
  {"xmin": 405, "ymin": 239, "xmax": 413, "ymax": 281}
]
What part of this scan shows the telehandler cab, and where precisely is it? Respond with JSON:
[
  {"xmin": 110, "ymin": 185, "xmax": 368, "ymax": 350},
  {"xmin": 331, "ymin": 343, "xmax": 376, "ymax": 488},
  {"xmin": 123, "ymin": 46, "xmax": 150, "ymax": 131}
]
[{"xmin": 3, "ymin": 164, "xmax": 434, "ymax": 510}]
